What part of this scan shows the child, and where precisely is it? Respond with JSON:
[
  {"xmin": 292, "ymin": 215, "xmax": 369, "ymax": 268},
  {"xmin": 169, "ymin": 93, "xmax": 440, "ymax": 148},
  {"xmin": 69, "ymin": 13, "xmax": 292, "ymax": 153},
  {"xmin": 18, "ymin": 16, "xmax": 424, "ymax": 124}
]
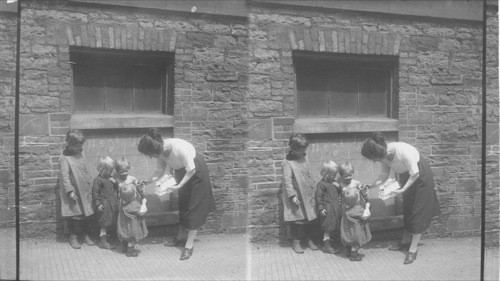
[
  {"xmin": 113, "ymin": 157, "xmax": 145, "ymax": 200},
  {"xmin": 338, "ymin": 162, "xmax": 369, "ymax": 209},
  {"xmin": 92, "ymin": 156, "xmax": 119, "ymax": 250},
  {"xmin": 117, "ymin": 183, "xmax": 148, "ymax": 257},
  {"xmin": 281, "ymin": 134, "xmax": 318, "ymax": 254},
  {"xmin": 340, "ymin": 188, "xmax": 371, "ymax": 261},
  {"xmin": 315, "ymin": 160, "xmax": 343, "ymax": 254},
  {"xmin": 58, "ymin": 129, "xmax": 95, "ymax": 249}
]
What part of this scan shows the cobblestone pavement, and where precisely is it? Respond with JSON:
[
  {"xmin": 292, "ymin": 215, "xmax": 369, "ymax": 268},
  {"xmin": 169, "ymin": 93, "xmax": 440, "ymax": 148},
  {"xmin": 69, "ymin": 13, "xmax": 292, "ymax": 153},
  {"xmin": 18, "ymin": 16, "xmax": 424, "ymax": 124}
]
[{"xmin": 1, "ymin": 228, "xmax": 498, "ymax": 280}]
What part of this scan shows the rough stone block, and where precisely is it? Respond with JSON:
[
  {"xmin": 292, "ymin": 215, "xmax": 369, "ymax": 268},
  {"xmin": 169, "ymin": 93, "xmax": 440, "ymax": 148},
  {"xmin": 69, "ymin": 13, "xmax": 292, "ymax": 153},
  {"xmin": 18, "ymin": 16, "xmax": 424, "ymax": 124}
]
[
  {"xmin": 19, "ymin": 114, "xmax": 49, "ymax": 135},
  {"xmin": 221, "ymin": 212, "xmax": 248, "ymax": 228},
  {"xmin": 248, "ymin": 119, "xmax": 272, "ymax": 140}
]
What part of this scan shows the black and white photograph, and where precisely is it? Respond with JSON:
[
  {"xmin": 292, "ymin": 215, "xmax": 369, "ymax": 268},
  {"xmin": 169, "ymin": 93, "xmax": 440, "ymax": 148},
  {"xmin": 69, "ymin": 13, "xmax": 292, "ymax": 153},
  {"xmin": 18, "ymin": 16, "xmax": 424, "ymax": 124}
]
[{"xmin": 0, "ymin": 0, "xmax": 498, "ymax": 280}]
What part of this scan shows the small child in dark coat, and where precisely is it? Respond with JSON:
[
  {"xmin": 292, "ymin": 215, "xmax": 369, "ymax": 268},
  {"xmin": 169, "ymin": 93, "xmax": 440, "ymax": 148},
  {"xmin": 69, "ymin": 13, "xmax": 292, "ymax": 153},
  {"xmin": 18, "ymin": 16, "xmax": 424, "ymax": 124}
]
[
  {"xmin": 92, "ymin": 156, "xmax": 119, "ymax": 250},
  {"xmin": 315, "ymin": 160, "xmax": 343, "ymax": 254},
  {"xmin": 340, "ymin": 188, "xmax": 372, "ymax": 261},
  {"xmin": 117, "ymin": 183, "xmax": 148, "ymax": 257}
]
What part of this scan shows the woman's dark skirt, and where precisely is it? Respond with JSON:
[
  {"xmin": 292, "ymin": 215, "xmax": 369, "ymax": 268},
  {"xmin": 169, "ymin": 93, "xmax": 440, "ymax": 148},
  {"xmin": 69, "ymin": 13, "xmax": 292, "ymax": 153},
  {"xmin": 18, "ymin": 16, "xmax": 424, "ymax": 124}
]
[
  {"xmin": 174, "ymin": 153, "xmax": 215, "ymax": 230},
  {"xmin": 399, "ymin": 157, "xmax": 440, "ymax": 234}
]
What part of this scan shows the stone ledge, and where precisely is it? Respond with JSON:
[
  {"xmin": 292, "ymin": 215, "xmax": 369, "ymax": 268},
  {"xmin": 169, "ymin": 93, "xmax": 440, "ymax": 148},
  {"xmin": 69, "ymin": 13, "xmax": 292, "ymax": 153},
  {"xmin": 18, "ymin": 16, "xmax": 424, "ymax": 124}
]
[
  {"xmin": 70, "ymin": 113, "xmax": 174, "ymax": 129},
  {"xmin": 294, "ymin": 117, "xmax": 399, "ymax": 134}
]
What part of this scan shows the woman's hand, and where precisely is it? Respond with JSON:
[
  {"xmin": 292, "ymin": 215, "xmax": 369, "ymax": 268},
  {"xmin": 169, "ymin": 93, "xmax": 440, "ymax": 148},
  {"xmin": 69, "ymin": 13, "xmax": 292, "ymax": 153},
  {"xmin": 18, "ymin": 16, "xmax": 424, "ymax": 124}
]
[
  {"xmin": 390, "ymin": 189, "xmax": 405, "ymax": 196},
  {"xmin": 166, "ymin": 184, "xmax": 182, "ymax": 193}
]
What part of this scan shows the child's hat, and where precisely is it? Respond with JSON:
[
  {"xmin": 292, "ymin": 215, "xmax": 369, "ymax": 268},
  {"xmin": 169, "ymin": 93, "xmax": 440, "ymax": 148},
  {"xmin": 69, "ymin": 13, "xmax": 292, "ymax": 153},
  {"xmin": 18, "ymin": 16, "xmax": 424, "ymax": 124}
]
[
  {"xmin": 120, "ymin": 184, "xmax": 137, "ymax": 202},
  {"xmin": 343, "ymin": 188, "xmax": 359, "ymax": 207}
]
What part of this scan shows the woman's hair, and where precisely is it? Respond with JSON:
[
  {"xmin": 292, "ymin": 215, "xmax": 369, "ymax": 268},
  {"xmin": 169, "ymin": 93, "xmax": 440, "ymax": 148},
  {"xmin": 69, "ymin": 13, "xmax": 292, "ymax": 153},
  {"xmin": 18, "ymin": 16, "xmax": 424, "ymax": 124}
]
[
  {"xmin": 343, "ymin": 188, "xmax": 360, "ymax": 207},
  {"xmin": 138, "ymin": 128, "xmax": 164, "ymax": 157},
  {"xmin": 288, "ymin": 134, "xmax": 308, "ymax": 150},
  {"xmin": 361, "ymin": 132, "xmax": 388, "ymax": 160},
  {"xmin": 339, "ymin": 162, "xmax": 354, "ymax": 176},
  {"xmin": 65, "ymin": 129, "xmax": 85, "ymax": 146},
  {"xmin": 115, "ymin": 157, "xmax": 130, "ymax": 172},
  {"xmin": 96, "ymin": 156, "xmax": 114, "ymax": 175},
  {"xmin": 320, "ymin": 160, "xmax": 339, "ymax": 178},
  {"xmin": 120, "ymin": 183, "xmax": 137, "ymax": 203}
]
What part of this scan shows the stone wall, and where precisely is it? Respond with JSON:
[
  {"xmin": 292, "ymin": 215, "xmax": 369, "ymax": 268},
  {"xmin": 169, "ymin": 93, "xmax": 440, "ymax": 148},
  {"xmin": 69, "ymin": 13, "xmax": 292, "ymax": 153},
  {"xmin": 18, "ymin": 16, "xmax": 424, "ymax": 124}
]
[
  {"xmin": 0, "ymin": 11, "xmax": 16, "ymax": 228},
  {"xmin": 17, "ymin": 1, "xmax": 249, "ymax": 237},
  {"xmin": 486, "ymin": 2, "xmax": 499, "ymax": 246},
  {"xmin": 247, "ymin": 4, "xmax": 484, "ymax": 240}
]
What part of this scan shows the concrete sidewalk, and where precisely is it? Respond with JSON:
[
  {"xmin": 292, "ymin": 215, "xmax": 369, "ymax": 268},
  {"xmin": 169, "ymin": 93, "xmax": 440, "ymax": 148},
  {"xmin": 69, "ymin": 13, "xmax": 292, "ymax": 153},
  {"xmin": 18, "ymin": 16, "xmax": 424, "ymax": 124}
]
[{"xmin": 1, "ymin": 228, "xmax": 499, "ymax": 280}]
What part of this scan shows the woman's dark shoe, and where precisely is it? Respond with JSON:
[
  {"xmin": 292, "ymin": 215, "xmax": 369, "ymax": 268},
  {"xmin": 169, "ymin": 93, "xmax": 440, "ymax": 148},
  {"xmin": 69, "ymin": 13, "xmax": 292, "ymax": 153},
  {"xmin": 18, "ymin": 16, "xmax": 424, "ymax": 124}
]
[
  {"xmin": 388, "ymin": 242, "xmax": 410, "ymax": 251},
  {"xmin": 404, "ymin": 251, "xmax": 418, "ymax": 264},
  {"xmin": 164, "ymin": 237, "xmax": 185, "ymax": 247},
  {"xmin": 291, "ymin": 240, "xmax": 304, "ymax": 254},
  {"xmin": 349, "ymin": 250, "xmax": 362, "ymax": 261},
  {"xmin": 180, "ymin": 247, "xmax": 193, "ymax": 260},
  {"xmin": 69, "ymin": 235, "xmax": 81, "ymax": 249}
]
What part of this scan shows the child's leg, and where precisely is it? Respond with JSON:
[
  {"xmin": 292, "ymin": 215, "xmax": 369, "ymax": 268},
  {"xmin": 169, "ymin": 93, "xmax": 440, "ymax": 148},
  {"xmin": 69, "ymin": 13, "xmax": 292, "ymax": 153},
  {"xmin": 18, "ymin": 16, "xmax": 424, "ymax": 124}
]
[
  {"xmin": 304, "ymin": 222, "xmax": 318, "ymax": 250},
  {"xmin": 349, "ymin": 245, "xmax": 362, "ymax": 261},
  {"xmin": 290, "ymin": 224, "xmax": 304, "ymax": 254},
  {"xmin": 81, "ymin": 217, "xmax": 95, "ymax": 246},
  {"xmin": 323, "ymin": 232, "xmax": 330, "ymax": 242},
  {"xmin": 126, "ymin": 241, "xmax": 138, "ymax": 257},
  {"xmin": 100, "ymin": 227, "xmax": 107, "ymax": 237},
  {"xmin": 67, "ymin": 219, "xmax": 82, "ymax": 249}
]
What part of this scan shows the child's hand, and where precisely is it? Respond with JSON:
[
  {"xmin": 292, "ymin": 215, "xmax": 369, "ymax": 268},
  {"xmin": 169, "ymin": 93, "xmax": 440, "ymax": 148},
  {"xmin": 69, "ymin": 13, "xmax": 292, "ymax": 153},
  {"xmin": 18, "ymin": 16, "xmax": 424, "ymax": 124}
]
[
  {"xmin": 292, "ymin": 196, "xmax": 301, "ymax": 206},
  {"xmin": 69, "ymin": 191, "xmax": 78, "ymax": 201},
  {"xmin": 109, "ymin": 178, "xmax": 117, "ymax": 184},
  {"xmin": 97, "ymin": 205, "xmax": 104, "ymax": 212},
  {"xmin": 320, "ymin": 209, "xmax": 327, "ymax": 216}
]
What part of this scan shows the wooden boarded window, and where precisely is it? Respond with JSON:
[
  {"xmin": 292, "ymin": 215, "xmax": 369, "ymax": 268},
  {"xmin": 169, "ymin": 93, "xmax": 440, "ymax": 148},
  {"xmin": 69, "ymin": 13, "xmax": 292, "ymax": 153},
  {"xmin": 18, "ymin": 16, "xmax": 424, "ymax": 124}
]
[
  {"xmin": 295, "ymin": 53, "xmax": 397, "ymax": 118},
  {"xmin": 71, "ymin": 48, "xmax": 173, "ymax": 114}
]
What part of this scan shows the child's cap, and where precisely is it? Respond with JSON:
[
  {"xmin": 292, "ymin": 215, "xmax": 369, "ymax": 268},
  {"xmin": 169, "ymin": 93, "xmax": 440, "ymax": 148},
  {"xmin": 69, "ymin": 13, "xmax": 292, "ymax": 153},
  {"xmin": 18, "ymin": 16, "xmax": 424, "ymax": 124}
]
[
  {"xmin": 343, "ymin": 188, "xmax": 359, "ymax": 207},
  {"xmin": 320, "ymin": 160, "xmax": 339, "ymax": 178},
  {"xmin": 120, "ymin": 183, "xmax": 137, "ymax": 203},
  {"xmin": 97, "ymin": 156, "xmax": 114, "ymax": 173}
]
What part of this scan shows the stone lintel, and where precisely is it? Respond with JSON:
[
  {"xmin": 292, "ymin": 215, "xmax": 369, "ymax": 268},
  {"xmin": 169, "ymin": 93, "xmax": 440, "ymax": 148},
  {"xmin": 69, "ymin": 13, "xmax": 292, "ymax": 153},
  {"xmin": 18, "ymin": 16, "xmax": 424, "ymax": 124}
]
[
  {"xmin": 294, "ymin": 117, "xmax": 399, "ymax": 134},
  {"xmin": 70, "ymin": 113, "xmax": 174, "ymax": 129}
]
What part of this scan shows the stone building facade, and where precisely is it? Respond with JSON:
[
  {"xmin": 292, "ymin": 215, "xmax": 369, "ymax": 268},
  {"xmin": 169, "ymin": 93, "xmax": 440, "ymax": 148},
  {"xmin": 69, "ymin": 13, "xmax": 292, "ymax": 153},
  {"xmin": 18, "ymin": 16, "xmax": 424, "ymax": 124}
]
[{"xmin": 0, "ymin": 0, "xmax": 497, "ymax": 244}]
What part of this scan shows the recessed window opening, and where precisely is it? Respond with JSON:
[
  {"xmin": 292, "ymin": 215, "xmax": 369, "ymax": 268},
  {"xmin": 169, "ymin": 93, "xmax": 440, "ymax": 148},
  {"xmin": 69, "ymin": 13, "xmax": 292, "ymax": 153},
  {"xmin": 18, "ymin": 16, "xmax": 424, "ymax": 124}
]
[
  {"xmin": 294, "ymin": 52, "xmax": 398, "ymax": 118},
  {"xmin": 70, "ymin": 47, "xmax": 174, "ymax": 114}
]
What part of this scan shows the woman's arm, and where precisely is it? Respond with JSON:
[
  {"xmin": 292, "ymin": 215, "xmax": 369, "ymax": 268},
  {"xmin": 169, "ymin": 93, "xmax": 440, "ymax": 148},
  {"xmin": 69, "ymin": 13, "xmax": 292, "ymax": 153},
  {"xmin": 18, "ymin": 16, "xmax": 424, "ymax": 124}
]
[
  {"xmin": 391, "ymin": 172, "xmax": 419, "ymax": 195},
  {"xmin": 143, "ymin": 158, "xmax": 171, "ymax": 184}
]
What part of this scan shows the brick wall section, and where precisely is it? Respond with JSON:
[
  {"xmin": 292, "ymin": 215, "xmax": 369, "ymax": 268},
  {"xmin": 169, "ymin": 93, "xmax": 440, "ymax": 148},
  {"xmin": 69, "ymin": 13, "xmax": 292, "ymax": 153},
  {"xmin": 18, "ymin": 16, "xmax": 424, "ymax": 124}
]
[
  {"xmin": 247, "ymin": 5, "xmax": 484, "ymax": 240},
  {"xmin": 0, "ymin": 12, "xmax": 17, "ymax": 227},
  {"xmin": 486, "ymin": 3, "xmax": 499, "ymax": 246},
  {"xmin": 18, "ymin": 1, "xmax": 249, "ymax": 237}
]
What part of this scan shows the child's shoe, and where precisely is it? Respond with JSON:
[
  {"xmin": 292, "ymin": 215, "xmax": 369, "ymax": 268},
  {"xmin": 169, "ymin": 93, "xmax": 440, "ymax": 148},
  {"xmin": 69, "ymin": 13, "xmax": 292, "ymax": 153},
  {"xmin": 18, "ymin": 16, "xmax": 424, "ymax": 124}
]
[
  {"xmin": 69, "ymin": 235, "xmax": 81, "ymax": 249},
  {"xmin": 98, "ymin": 235, "xmax": 116, "ymax": 250},
  {"xmin": 126, "ymin": 246, "xmax": 138, "ymax": 257},
  {"xmin": 322, "ymin": 240, "xmax": 341, "ymax": 254},
  {"xmin": 291, "ymin": 239, "xmax": 304, "ymax": 254},
  {"xmin": 307, "ymin": 239, "xmax": 318, "ymax": 251},
  {"xmin": 83, "ymin": 235, "xmax": 95, "ymax": 246},
  {"xmin": 349, "ymin": 250, "xmax": 363, "ymax": 261}
]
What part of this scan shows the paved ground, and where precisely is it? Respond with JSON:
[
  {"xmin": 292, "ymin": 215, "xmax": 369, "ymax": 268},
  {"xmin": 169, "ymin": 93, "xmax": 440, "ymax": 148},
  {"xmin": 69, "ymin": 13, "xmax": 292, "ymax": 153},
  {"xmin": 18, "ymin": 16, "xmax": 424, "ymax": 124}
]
[{"xmin": 1, "ymin": 228, "xmax": 499, "ymax": 280}]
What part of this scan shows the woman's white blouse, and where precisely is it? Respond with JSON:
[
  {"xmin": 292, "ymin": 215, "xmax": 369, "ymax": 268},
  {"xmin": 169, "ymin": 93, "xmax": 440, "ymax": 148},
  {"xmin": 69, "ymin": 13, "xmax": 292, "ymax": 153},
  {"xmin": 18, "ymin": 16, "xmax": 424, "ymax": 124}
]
[
  {"xmin": 157, "ymin": 138, "xmax": 197, "ymax": 173},
  {"xmin": 382, "ymin": 142, "xmax": 420, "ymax": 176}
]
